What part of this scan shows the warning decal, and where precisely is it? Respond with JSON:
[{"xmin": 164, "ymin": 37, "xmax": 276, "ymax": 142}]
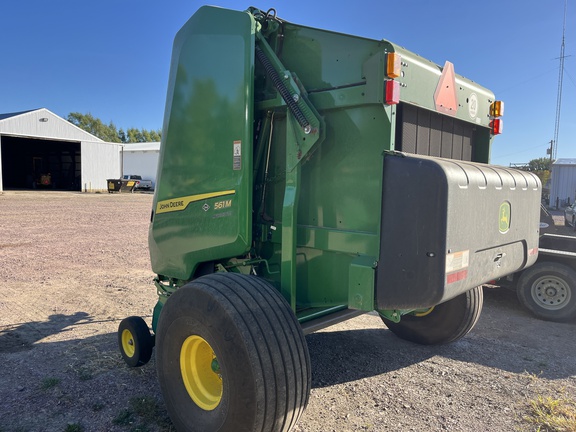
[
  {"xmin": 233, "ymin": 140, "xmax": 242, "ymax": 171},
  {"xmin": 445, "ymin": 250, "xmax": 470, "ymax": 285},
  {"xmin": 445, "ymin": 250, "xmax": 469, "ymax": 273}
]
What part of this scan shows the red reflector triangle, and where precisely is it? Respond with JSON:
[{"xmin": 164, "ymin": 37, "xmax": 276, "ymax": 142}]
[{"xmin": 434, "ymin": 61, "xmax": 458, "ymax": 116}]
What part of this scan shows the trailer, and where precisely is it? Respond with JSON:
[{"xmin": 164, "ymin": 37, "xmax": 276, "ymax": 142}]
[
  {"xmin": 118, "ymin": 6, "xmax": 541, "ymax": 431},
  {"xmin": 511, "ymin": 209, "xmax": 576, "ymax": 321}
]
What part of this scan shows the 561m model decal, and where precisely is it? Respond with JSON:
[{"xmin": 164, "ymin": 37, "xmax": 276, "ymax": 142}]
[{"xmin": 156, "ymin": 190, "xmax": 235, "ymax": 214}]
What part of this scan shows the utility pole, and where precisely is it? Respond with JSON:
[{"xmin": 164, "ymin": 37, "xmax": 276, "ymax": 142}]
[{"xmin": 552, "ymin": 0, "xmax": 568, "ymax": 161}]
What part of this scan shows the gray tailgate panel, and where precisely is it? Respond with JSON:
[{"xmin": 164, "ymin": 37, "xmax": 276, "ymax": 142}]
[{"xmin": 377, "ymin": 153, "xmax": 541, "ymax": 309}]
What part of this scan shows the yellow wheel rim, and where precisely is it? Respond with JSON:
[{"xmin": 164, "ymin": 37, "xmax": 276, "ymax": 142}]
[
  {"xmin": 413, "ymin": 306, "xmax": 435, "ymax": 317},
  {"xmin": 121, "ymin": 329, "xmax": 136, "ymax": 358},
  {"xmin": 180, "ymin": 335, "xmax": 223, "ymax": 411}
]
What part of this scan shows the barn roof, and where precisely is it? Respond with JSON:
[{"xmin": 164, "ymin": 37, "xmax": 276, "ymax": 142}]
[
  {"xmin": 553, "ymin": 158, "xmax": 576, "ymax": 166},
  {"xmin": 0, "ymin": 108, "xmax": 103, "ymax": 142}
]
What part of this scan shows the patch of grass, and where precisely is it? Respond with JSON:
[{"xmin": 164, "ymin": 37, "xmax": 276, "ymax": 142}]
[
  {"xmin": 130, "ymin": 396, "xmax": 160, "ymax": 423},
  {"xmin": 64, "ymin": 424, "xmax": 84, "ymax": 432},
  {"xmin": 524, "ymin": 393, "xmax": 576, "ymax": 431},
  {"xmin": 40, "ymin": 377, "xmax": 60, "ymax": 390},
  {"xmin": 112, "ymin": 396, "xmax": 174, "ymax": 431},
  {"xmin": 65, "ymin": 343, "xmax": 120, "ymax": 380},
  {"xmin": 129, "ymin": 425, "xmax": 151, "ymax": 432},
  {"xmin": 77, "ymin": 368, "xmax": 93, "ymax": 381},
  {"xmin": 129, "ymin": 396, "xmax": 174, "ymax": 430},
  {"xmin": 92, "ymin": 402, "xmax": 105, "ymax": 412},
  {"xmin": 113, "ymin": 409, "xmax": 135, "ymax": 426}
]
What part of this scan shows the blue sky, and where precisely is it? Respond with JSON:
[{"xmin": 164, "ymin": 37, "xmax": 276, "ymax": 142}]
[{"xmin": 2, "ymin": 0, "xmax": 574, "ymax": 166}]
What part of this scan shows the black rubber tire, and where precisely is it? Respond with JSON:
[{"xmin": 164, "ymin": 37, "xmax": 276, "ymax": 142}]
[
  {"xmin": 156, "ymin": 273, "xmax": 311, "ymax": 432},
  {"xmin": 118, "ymin": 316, "xmax": 154, "ymax": 367},
  {"xmin": 516, "ymin": 262, "xmax": 576, "ymax": 322},
  {"xmin": 380, "ymin": 286, "xmax": 483, "ymax": 345}
]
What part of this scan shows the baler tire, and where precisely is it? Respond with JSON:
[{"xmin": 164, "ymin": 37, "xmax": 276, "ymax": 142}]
[
  {"xmin": 516, "ymin": 262, "xmax": 576, "ymax": 322},
  {"xmin": 155, "ymin": 273, "xmax": 311, "ymax": 432},
  {"xmin": 118, "ymin": 316, "xmax": 154, "ymax": 367},
  {"xmin": 380, "ymin": 286, "xmax": 483, "ymax": 345}
]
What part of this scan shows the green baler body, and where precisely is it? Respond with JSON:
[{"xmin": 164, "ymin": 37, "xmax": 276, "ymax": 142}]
[{"xmin": 149, "ymin": 6, "xmax": 541, "ymax": 330}]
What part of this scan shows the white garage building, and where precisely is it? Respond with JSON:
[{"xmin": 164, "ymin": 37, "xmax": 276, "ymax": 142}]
[
  {"xmin": 0, "ymin": 108, "xmax": 122, "ymax": 192},
  {"xmin": 122, "ymin": 142, "xmax": 160, "ymax": 188},
  {"xmin": 550, "ymin": 158, "xmax": 576, "ymax": 208}
]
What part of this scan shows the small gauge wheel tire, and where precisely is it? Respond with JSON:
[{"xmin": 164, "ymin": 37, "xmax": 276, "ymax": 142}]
[
  {"xmin": 118, "ymin": 316, "xmax": 154, "ymax": 367},
  {"xmin": 516, "ymin": 262, "xmax": 576, "ymax": 322},
  {"xmin": 380, "ymin": 286, "xmax": 483, "ymax": 345}
]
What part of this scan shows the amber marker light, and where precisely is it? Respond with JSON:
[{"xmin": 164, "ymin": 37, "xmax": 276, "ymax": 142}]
[
  {"xmin": 386, "ymin": 52, "xmax": 401, "ymax": 78},
  {"xmin": 490, "ymin": 100, "xmax": 504, "ymax": 117}
]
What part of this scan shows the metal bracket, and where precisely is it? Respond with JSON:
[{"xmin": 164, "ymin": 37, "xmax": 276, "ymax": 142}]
[
  {"xmin": 254, "ymin": 29, "xmax": 326, "ymax": 309},
  {"xmin": 378, "ymin": 309, "xmax": 403, "ymax": 323},
  {"xmin": 255, "ymin": 32, "xmax": 324, "ymax": 171}
]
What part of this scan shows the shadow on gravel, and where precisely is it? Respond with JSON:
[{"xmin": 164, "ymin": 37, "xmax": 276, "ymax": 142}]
[
  {"xmin": 307, "ymin": 287, "xmax": 576, "ymax": 388},
  {"xmin": 306, "ymin": 328, "xmax": 432, "ymax": 388},
  {"xmin": 0, "ymin": 311, "xmax": 91, "ymax": 353}
]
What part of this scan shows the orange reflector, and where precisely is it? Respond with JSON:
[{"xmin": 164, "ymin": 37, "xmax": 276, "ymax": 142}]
[
  {"xmin": 490, "ymin": 100, "xmax": 505, "ymax": 117},
  {"xmin": 386, "ymin": 52, "xmax": 401, "ymax": 78},
  {"xmin": 434, "ymin": 61, "xmax": 458, "ymax": 116},
  {"xmin": 385, "ymin": 80, "xmax": 400, "ymax": 104},
  {"xmin": 490, "ymin": 118, "xmax": 503, "ymax": 135}
]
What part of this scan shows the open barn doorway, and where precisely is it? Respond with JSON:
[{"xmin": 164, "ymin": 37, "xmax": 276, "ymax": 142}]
[{"xmin": 1, "ymin": 135, "xmax": 81, "ymax": 191}]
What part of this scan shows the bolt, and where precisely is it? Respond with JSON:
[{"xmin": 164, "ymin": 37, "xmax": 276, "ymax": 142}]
[
  {"xmin": 304, "ymin": 125, "xmax": 312, "ymax": 134},
  {"xmin": 293, "ymin": 93, "xmax": 300, "ymax": 102}
]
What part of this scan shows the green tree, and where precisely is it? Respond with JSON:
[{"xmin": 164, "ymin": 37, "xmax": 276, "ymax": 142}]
[
  {"xmin": 522, "ymin": 157, "xmax": 551, "ymax": 186},
  {"xmin": 67, "ymin": 112, "xmax": 161, "ymax": 143},
  {"xmin": 527, "ymin": 157, "xmax": 552, "ymax": 172},
  {"xmin": 67, "ymin": 112, "xmax": 121, "ymax": 143}
]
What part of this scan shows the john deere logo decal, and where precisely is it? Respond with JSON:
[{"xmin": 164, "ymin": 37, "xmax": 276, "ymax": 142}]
[{"xmin": 499, "ymin": 202, "xmax": 511, "ymax": 233}]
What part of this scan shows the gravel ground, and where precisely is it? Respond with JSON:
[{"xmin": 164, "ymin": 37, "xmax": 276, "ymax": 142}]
[{"xmin": 0, "ymin": 191, "xmax": 575, "ymax": 432}]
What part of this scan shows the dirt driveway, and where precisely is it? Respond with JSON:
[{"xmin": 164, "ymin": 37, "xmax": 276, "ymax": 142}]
[{"xmin": 1, "ymin": 191, "xmax": 575, "ymax": 432}]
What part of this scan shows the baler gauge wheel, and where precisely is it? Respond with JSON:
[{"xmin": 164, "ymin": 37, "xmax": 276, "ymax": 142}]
[
  {"xmin": 118, "ymin": 316, "xmax": 154, "ymax": 367},
  {"xmin": 156, "ymin": 273, "xmax": 311, "ymax": 432},
  {"xmin": 380, "ymin": 286, "xmax": 483, "ymax": 345}
]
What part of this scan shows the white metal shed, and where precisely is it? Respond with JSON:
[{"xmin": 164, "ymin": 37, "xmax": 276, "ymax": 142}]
[
  {"xmin": 550, "ymin": 158, "xmax": 576, "ymax": 208},
  {"xmin": 122, "ymin": 142, "xmax": 160, "ymax": 188},
  {"xmin": 0, "ymin": 108, "xmax": 122, "ymax": 192}
]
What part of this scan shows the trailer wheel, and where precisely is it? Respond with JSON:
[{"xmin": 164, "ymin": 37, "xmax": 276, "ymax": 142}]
[
  {"xmin": 516, "ymin": 262, "xmax": 576, "ymax": 322},
  {"xmin": 156, "ymin": 273, "xmax": 311, "ymax": 432},
  {"xmin": 380, "ymin": 286, "xmax": 483, "ymax": 345},
  {"xmin": 118, "ymin": 316, "xmax": 154, "ymax": 367}
]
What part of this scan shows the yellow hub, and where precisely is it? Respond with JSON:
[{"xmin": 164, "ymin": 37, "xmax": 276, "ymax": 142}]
[
  {"xmin": 180, "ymin": 335, "xmax": 223, "ymax": 411},
  {"xmin": 121, "ymin": 329, "xmax": 136, "ymax": 357}
]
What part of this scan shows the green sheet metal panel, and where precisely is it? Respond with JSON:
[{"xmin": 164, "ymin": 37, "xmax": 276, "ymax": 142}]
[
  {"xmin": 149, "ymin": 7, "xmax": 255, "ymax": 280},
  {"xmin": 253, "ymin": 24, "xmax": 394, "ymax": 310},
  {"xmin": 391, "ymin": 43, "xmax": 496, "ymax": 131}
]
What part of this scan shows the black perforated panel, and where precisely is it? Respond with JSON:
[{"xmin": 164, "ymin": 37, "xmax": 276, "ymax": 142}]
[{"xmin": 397, "ymin": 103, "xmax": 475, "ymax": 162}]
